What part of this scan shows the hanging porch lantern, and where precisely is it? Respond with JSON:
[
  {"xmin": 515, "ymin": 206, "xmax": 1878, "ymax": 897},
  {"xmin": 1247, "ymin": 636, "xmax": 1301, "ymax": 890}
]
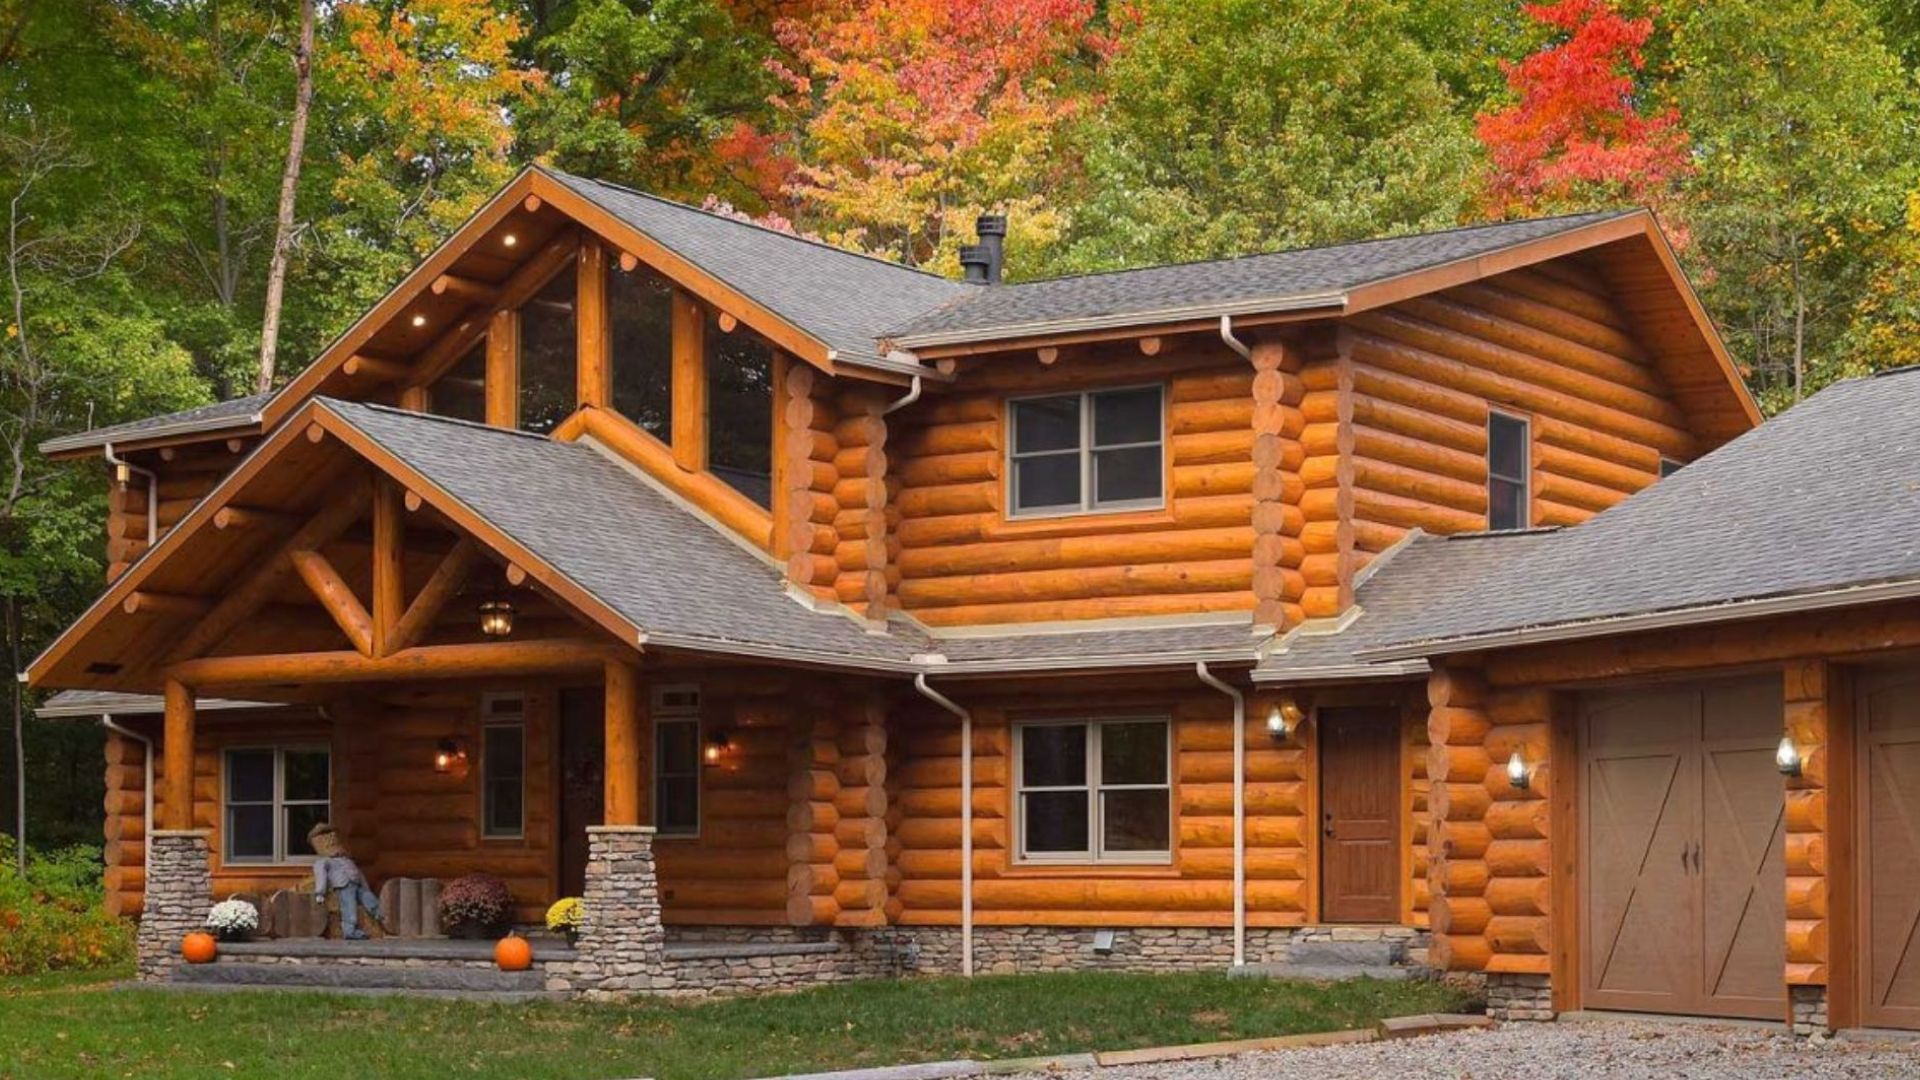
[{"xmin": 478, "ymin": 597, "xmax": 516, "ymax": 638}]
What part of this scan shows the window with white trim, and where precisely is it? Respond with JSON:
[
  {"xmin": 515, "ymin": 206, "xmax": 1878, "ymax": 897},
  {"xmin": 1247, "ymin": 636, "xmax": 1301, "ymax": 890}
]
[
  {"xmin": 1486, "ymin": 411, "xmax": 1530, "ymax": 531},
  {"xmin": 653, "ymin": 685, "xmax": 701, "ymax": 836},
  {"xmin": 1009, "ymin": 385, "xmax": 1164, "ymax": 516},
  {"xmin": 1014, "ymin": 718, "xmax": 1171, "ymax": 863},
  {"xmin": 224, "ymin": 746, "xmax": 330, "ymax": 864},
  {"xmin": 482, "ymin": 693, "xmax": 526, "ymax": 839}
]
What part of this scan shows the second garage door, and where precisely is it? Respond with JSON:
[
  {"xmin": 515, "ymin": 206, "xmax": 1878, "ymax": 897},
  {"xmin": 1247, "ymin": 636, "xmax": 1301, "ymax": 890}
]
[{"xmin": 1580, "ymin": 676, "xmax": 1786, "ymax": 1020}]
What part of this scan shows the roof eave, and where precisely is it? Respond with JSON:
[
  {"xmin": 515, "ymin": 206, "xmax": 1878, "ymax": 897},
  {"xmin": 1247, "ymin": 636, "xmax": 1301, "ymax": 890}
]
[
  {"xmin": 40, "ymin": 413, "xmax": 267, "ymax": 458},
  {"xmin": 888, "ymin": 292, "xmax": 1349, "ymax": 351}
]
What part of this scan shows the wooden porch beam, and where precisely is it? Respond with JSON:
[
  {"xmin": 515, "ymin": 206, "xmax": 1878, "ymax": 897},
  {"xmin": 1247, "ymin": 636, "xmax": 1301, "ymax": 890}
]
[
  {"xmin": 167, "ymin": 489, "xmax": 372, "ymax": 663},
  {"xmin": 604, "ymin": 659, "xmax": 642, "ymax": 826},
  {"xmin": 290, "ymin": 548, "xmax": 375, "ymax": 656},
  {"xmin": 162, "ymin": 679, "xmax": 194, "ymax": 831},
  {"xmin": 670, "ymin": 289, "xmax": 707, "ymax": 472},
  {"xmin": 387, "ymin": 537, "xmax": 477, "ymax": 654},
  {"xmin": 166, "ymin": 638, "xmax": 631, "ymax": 687},
  {"xmin": 371, "ymin": 479, "xmax": 405, "ymax": 656},
  {"xmin": 578, "ymin": 243, "xmax": 610, "ymax": 409}
]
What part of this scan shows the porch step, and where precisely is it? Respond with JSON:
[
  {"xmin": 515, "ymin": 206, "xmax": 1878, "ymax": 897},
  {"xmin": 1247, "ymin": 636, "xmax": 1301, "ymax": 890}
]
[
  {"xmin": 1285, "ymin": 940, "xmax": 1403, "ymax": 968},
  {"xmin": 137, "ymin": 980, "xmax": 561, "ymax": 1003},
  {"xmin": 1229, "ymin": 962, "xmax": 1411, "ymax": 982},
  {"xmin": 170, "ymin": 959, "xmax": 547, "ymax": 995}
]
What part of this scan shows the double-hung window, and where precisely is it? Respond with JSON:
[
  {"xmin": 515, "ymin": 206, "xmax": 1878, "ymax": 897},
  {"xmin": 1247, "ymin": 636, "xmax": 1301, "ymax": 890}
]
[
  {"xmin": 1015, "ymin": 718, "xmax": 1172, "ymax": 863},
  {"xmin": 653, "ymin": 685, "xmax": 701, "ymax": 837},
  {"xmin": 224, "ymin": 746, "xmax": 331, "ymax": 864},
  {"xmin": 482, "ymin": 693, "xmax": 526, "ymax": 839},
  {"xmin": 1486, "ymin": 411, "xmax": 1531, "ymax": 531},
  {"xmin": 1009, "ymin": 386, "xmax": 1164, "ymax": 516}
]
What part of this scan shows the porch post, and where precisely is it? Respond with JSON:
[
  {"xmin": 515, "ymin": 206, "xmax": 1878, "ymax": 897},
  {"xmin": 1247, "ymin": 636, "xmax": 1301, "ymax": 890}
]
[
  {"xmin": 604, "ymin": 659, "xmax": 641, "ymax": 826},
  {"xmin": 162, "ymin": 679, "xmax": 195, "ymax": 830}
]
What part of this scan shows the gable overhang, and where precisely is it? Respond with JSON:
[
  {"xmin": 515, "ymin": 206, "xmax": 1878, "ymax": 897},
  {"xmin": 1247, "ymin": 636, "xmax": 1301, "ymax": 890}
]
[{"xmin": 27, "ymin": 399, "xmax": 648, "ymax": 693}]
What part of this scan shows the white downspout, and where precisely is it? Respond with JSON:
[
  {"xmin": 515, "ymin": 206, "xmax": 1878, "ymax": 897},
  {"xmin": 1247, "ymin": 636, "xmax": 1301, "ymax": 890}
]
[
  {"xmin": 100, "ymin": 716, "xmax": 154, "ymax": 873},
  {"xmin": 882, "ymin": 373, "xmax": 923, "ymax": 416},
  {"xmin": 913, "ymin": 672, "xmax": 972, "ymax": 976},
  {"xmin": 1219, "ymin": 314, "xmax": 1252, "ymax": 362},
  {"xmin": 1195, "ymin": 661, "xmax": 1246, "ymax": 967},
  {"xmin": 102, "ymin": 442, "xmax": 159, "ymax": 545}
]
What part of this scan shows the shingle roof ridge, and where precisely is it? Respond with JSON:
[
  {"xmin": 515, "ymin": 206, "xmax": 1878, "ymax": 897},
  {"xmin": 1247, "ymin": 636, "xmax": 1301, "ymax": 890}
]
[{"xmin": 542, "ymin": 166, "xmax": 966, "ymax": 285}]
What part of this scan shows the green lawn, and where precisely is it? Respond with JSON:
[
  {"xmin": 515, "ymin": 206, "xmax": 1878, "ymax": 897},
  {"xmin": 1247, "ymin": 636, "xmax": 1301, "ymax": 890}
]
[{"xmin": 0, "ymin": 967, "xmax": 1468, "ymax": 1080}]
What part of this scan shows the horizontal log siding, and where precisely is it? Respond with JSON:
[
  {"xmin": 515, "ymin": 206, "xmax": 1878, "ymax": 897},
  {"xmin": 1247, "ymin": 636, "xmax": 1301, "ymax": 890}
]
[
  {"xmin": 1406, "ymin": 699, "xmax": 1432, "ymax": 928},
  {"xmin": 1332, "ymin": 266, "xmax": 1692, "ymax": 588},
  {"xmin": 889, "ymin": 685, "xmax": 1310, "ymax": 927},
  {"xmin": 889, "ymin": 348, "xmax": 1257, "ymax": 627},
  {"xmin": 657, "ymin": 689, "xmax": 795, "ymax": 925},
  {"xmin": 105, "ymin": 444, "xmax": 249, "ymax": 580}
]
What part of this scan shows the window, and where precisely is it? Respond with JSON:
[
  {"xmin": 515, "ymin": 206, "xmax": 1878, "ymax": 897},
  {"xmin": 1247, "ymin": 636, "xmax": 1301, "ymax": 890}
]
[
  {"xmin": 1486, "ymin": 411, "xmax": 1530, "ymax": 531},
  {"xmin": 482, "ymin": 693, "xmax": 526, "ymax": 839},
  {"xmin": 430, "ymin": 341, "xmax": 486, "ymax": 423},
  {"xmin": 706, "ymin": 314, "xmax": 774, "ymax": 507},
  {"xmin": 1009, "ymin": 386, "xmax": 1164, "ymax": 516},
  {"xmin": 1659, "ymin": 457, "xmax": 1684, "ymax": 478},
  {"xmin": 518, "ymin": 267, "xmax": 577, "ymax": 435},
  {"xmin": 1014, "ymin": 719, "xmax": 1171, "ymax": 863},
  {"xmin": 610, "ymin": 265, "xmax": 674, "ymax": 441},
  {"xmin": 653, "ymin": 685, "xmax": 701, "ymax": 836},
  {"xmin": 224, "ymin": 747, "xmax": 331, "ymax": 864}
]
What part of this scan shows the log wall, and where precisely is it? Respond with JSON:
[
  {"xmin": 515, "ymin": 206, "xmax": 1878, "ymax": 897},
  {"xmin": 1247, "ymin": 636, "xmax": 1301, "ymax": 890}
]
[
  {"xmin": 655, "ymin": 685, "xmax": 794, "ymax": 925},
  {"xmin": 1783, "ymin": 659, "xmax": 1831, "ymax": 987},
  {"xmin": 103, "ymin": 441, "xmax": 255, "ymax": 581}
]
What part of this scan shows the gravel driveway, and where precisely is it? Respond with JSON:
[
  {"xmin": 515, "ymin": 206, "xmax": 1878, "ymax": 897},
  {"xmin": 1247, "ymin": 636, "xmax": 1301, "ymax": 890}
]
[{"xmin": 1045, "ymin": 1020, "xmax": 1920, "ymax": 1079}]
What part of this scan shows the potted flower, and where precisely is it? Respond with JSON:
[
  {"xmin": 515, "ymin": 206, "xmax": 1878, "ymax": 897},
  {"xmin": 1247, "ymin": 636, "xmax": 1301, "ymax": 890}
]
[
  {"xmin": 545, "ymin": 897, "xmax": 584, "ymax": 945},
  {"xmin": 439, "ymin": 873, "xmax": 511, "ymax": 939},
  {"xmin": 205, "ymin": 898, "xmax": 260, "ymax": 943}
]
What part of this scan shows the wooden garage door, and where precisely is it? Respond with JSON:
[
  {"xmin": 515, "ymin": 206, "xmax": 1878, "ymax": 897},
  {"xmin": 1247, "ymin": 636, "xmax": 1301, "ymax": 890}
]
[
  {"xmin": 1858, "ymin": 667, "xmax": 1920, "ymax": 1030},
  {"xmin": 1581, "ymin": 677, "xmax": 1785, "ymax": 1020}
]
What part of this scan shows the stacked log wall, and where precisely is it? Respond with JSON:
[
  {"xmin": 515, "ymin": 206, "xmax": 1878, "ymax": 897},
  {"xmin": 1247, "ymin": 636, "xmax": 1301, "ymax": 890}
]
[
  {"xmin": 889, "ymin": 347, "xmax": 1257, "ymax": 627},
  {"xmin": 104, "ymin": 441, "xmax": 253, "ymax": 581},
  {"xmin": 1783, "ymin": 660, "xmax": 1831, "ymax": 986},
  {"xmin": 778, "ymin": 363, "xmax": 846, "ymax": 603},
  {"xmin": 1249, "ymin": 339, "xmax": 1308, "ymax": 630},
  {"xmin": 656, "ymin": 687, "xmax": 794, "ymax": 925},
  {"xmin": 1404, "ymin": 697, "xmax": 1432, "ymax": 928},
  {"xmin": 890, "ymin": 681, "xmax": 1310, "ymax": 926}
]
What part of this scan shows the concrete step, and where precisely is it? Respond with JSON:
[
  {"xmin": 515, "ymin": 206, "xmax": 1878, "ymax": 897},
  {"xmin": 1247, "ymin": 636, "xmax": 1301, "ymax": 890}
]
[
  {"xmin": 135, "ymin": 980, "xmax": 562, "ymax": 1003},
  {"xmin": 1228, "ymin": 963, "xmax": 1411, "ymax": 982},
  {"xmin": 1284, "ymin": 939, "xmax": 1404, "ymax": 967},
  {"xmin": 171, "ymin": 960, "xmax": 546, "ymax": 994}
]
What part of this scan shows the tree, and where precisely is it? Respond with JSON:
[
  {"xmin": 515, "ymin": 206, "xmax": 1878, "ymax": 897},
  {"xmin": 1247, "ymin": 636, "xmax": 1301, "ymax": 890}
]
[
  {"xmin": 1056, "ymin": 0, "xmax": 1478, "ymax": 273},
  {"xmin": 1671, "ymin": 0, "xmax": 1917, "ymax": 405},
  {"xmin": 1475, "ymin": 0, "xmax": 1690, "ymax": 217},
  {"xmin": 256, "ymin": 0, "xmax": 316, "ymax": 393}
]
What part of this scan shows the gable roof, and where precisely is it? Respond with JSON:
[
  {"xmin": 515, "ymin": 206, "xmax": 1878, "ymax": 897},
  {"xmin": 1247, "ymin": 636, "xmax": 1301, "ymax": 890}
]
[
  {"xmin": 1360, "ymin": 367, "xmax": 1920, "ymax": 659},
  {"xmin": 885, "ymin": 210, "xmax": 1637, "ymax": 347},
  {"xmin": 41, "ymin": 393, "xmax": 272, "ymax": 456}
]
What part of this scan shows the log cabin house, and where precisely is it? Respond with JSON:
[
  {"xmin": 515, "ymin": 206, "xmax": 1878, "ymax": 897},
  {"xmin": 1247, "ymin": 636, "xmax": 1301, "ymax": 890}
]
[{"xmin": 29, "ymin": 164, "xmax": 1810, "ymax": 1007}]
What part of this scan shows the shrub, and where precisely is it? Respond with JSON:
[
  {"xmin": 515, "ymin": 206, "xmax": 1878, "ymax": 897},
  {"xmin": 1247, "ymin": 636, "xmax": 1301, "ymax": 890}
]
[
  {"xmin": 0, "ymin": 835, "xmax": 134, "ymax": 975},
  {"xmin": 545, "ymin": 896, "xmax": 583, "ymax": 939},
  {"xmin": 439, "ymin": 873, "xmax": 511, "ymax": 937}
]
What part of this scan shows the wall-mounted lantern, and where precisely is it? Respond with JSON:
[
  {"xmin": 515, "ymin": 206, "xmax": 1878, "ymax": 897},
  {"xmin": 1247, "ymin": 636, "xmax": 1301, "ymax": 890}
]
[
  {"xmin": 434, "ymin": 738, "xmax": 469, "ymax": 776},
  {"xmin": 703, "ymin": 731, "xmax": 732, "ymax": 766},
  {"xmin": 1266, "ymin": 697, "xmax": 1304, "ymax": 742},
  {"xmin": 1776, "ymin": 734, "xmax": 1804, "ymax": 778},
  {"xmin": 1506, "ymin": 749, "xmax": 1534, "ymax": 792},
  {"xmin": 478, "ymin": 597, "xmax": 515, "ymax": 638}
]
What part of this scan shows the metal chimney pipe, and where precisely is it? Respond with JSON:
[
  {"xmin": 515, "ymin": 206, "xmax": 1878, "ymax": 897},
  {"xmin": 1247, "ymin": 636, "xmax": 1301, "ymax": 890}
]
[
  {"xmin": 974, "ymin": 214, "xmax": 1007, "ymax": 284},
  {"xmin": 958, "ymin": 244, "xmax": 992, "ymax": 285}
]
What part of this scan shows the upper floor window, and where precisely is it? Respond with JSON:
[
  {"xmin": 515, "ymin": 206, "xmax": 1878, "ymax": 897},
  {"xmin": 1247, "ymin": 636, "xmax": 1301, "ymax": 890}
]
[
  {"xmin": 224, "ymin": 746, "xmax": 330, "ymax": 864},
  {"xmin": 1015, "ymin": 718, "xmax": 1171, "ymax": 864},
  {"xmin": 519, "ymin": 268, "xmax": 577, "ymax": 435},
  {"xmin": 610, "ymin": 264, "xmax": 674, "ymax": 442},
  {"xmin": 1487, "ymin": 411, "xmax": 1530, "ymax": 531},
  {"xmin": 1009, "ymin": 385, "xmax": 1164, "ymax": 517},
  {"xmin": 430, "ymin": 341, "xmax": 486, "ymax": 424},
  {"xmin": 706, "ymin": 314, "xmax": 773, "ymax": 508},
  {"xmin": 481, "ymin": 693, "xmax": 525, "ymax": 840}
]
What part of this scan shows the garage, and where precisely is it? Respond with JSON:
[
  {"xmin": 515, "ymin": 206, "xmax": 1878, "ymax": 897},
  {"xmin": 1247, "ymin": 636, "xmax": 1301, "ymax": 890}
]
[
  {"xmin": 1856, "ymin": 666, "xmax": 1920, "ymax": 1029},
  {"xmin": 1578, "ymin": 676, "xmax": 1786, "ymax": 1019}
]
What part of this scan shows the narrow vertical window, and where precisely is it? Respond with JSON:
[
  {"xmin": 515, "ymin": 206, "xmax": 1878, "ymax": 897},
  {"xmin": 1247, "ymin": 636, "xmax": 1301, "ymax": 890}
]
[
  {"xmin": 518, "ymin": 269, "xmax": 577, "ymax": 435},
  {"xmin": 610, "ymin": 265, "xmax": 674, "ymax": 441},
  {"xmin": 1486, "ymin": 412, "xmax": 1530, "ymax": 531},
  {"xmin": 1009, "ymin": 385, "xmax": 1164, "ymax": 516},
  {"xmin": 705, "ymin": 315, "xmax": 773, "ymax": 508},
  {"xmin": 653, "ymin": 685, "xmax": 701, "ymax": 836},
  {"xmin": 482, "ymin": 693, "xmax": 526, "ymax": 839},
  {"xmin": 430, "ymin": 341, "xmax": 487, "ymax": 423}
]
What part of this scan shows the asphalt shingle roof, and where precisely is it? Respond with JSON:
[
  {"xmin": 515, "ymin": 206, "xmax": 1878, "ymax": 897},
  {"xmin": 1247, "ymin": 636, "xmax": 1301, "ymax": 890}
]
[
  {"xmin": 36, "ymin": 688, "xmax": 280, "ymax": 718},
  {"xmin": 931, "ymin": 618, "xmax": 1263, "ymax": 672},
  {"xmin": 40, "ymin": 393, "xmax": 272, "ymax": 454},
  {"xmin": 544, "ymin": 169, "xmax": 972, "ymax": 371},
  {"xmin": 886, "ymin": 211, "xmax": 1634, "ymax": 344},
  {"xmin": 1361, "ymin": 368, "xmax": 1920, "ymax": 656}
]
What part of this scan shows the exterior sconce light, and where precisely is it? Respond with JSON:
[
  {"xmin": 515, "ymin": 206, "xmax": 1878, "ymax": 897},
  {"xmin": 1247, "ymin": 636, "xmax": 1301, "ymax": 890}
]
[
  {"xmin": 478, "ymin": 597, "xmax": 515, "ymax": 638},
  {"xmin": 1776, "ymin": 734, "xmax": 1804, "ymax": 778},
  {"xmin": 433, "ymin": 738, "xmax": 468, "ymax": 775},
  {"xmin": 1266, "ymin": 697, "xmax": 1304, "ymax": 742},
  {"xmin": 502, "ymin": 233, "xmax": 517, "ymax": 248},
  {"xmin": 1506, "ymin": 750, "xmax": 1533, "ymax": 791},
  {"xmin": 703, "ymin": 731, "xmax": 731, "ymax": 766}
]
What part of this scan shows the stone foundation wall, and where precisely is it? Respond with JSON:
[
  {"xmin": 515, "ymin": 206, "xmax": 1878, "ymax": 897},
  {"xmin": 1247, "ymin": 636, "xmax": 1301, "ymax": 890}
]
[
  {"xmin": 1485, "ymin": 972, "xmax": 1553, "ymax": 1021},
  {"xmin": 907, "ymin": 924, "xmax": 1426, "ymax": 976},
  {"xmin": 543, "ymin": 826, "xmax": 666, "ymax": 997},
  {"xmin": 1791, "ymin": 985, "xmax": 1829, "ymax": 1036},
  {"xmin": 663, "ymin": 926, "xmax": 833, "ymax": 945},
  {"xmin": 135, "ymin": 831, "xmax": 213, "ymax": 980}
]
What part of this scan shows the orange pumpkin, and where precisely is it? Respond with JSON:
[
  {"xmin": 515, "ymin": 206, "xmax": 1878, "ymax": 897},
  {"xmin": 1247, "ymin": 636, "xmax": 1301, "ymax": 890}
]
[
  {"xmin": 494, "ymin": 934, "xmax": 533, "ymax": 972},
  {"xmin": 181, "ymin": 932, "xmax": 218, "ymax": 964}
]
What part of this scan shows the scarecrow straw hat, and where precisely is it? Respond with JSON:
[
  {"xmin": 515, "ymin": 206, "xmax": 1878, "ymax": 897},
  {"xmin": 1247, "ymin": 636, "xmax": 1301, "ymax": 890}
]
[{"xmin": 307, "ymin": 822, "xmax": 344, "ymax": 858}]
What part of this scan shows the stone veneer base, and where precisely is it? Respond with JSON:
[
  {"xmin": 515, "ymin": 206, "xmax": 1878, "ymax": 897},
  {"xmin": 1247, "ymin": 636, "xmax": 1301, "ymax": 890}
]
[
  {"xmin": 1485, "ymin": 972, "xmax": 1553, "ymax": 1021},
  {"xmin": 1791, "ymin": 985, "xmax": 1829, "ymax": 1036},
  {"xmin": 135, "ymin": 831, "xmax": 213, "ymax": 981}
]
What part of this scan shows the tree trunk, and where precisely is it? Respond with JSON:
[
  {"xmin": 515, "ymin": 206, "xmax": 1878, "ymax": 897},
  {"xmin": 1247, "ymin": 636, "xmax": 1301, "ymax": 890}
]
[
  {"xmin": 256, "ymin": 0, "xmax": 316, "ymax": 395},
  {"xmin": 9, "ymin": 596, "xmax": 22, "ymax": 872},
  {"xmin": 1791, "ymin": 248, "xmax": 1806, "ymax": 402}
]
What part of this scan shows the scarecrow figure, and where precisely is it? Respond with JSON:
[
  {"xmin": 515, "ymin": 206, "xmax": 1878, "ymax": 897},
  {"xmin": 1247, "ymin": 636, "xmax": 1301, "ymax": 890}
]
[{"xmin": 309, "ymin": 822, "xmax": 385, "ymax": 939}]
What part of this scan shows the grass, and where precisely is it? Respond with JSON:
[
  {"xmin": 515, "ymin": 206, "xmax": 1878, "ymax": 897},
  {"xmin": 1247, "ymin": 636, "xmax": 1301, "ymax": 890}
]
[{"xmin": 0, "ymin": 967, "xmax": 1468, "ymax": 1080}]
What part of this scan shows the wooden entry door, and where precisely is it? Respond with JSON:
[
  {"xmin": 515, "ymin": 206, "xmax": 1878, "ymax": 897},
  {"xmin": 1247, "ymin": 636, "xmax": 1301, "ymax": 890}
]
[
  {"xmin": 1319, "ymin": 706, "xmax": 1400, "ymax": 923},
  {"xmin": 1580, "ymin": 677, "xmax": 1785, "ymax": 1020},
  {"xmin": 557, "ymin": 687, "xmax": 604, "ymax": 898},
  {"xmin": 1858, "ymin": 667, "xmax": 1920, "ymax": 1030}
]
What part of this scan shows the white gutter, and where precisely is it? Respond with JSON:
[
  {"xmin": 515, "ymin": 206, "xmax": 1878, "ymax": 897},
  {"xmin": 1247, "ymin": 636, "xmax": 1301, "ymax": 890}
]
[
  {"xmin": 99, "ymin": 715, "xmax": 153, "ymax": 874},
  {"xmin": 912, "ymin": 672, "xmax": 973, "ymax": 977},
  {"xmin": 892, "ymin": 293, "xmax": 1346, "ymax": 350},
  {"xmin": 101, "ymin": 443, "xmax": 159, "ymax": 546},
  {"xmin": 1193, "ymin": 661, "xmax": 1246, "ymax": 967},
  {"xmin": 1219, "ymin": 314, "xmax": 1252, "ymax": 361}
]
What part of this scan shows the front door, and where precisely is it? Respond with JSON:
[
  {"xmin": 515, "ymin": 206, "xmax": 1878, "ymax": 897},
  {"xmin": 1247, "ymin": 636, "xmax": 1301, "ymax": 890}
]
[
  {"xmin": 1857, "ymin": 666, "xmax": 1920, "ymax": 1030},
  {"xmin": 1319, "ymin": 706, "xmax": 1400, "ymax": 923},
  {"xmin": 1580, "ymin": 676, "xmax": 1785, "ymax": 1020},
  {"xmin": 558, "ymin": 687, "xmax": 604, "ymax": 898}
]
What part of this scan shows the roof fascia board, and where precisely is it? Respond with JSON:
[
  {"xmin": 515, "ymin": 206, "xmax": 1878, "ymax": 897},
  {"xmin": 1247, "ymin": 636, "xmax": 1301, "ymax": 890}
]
[
  {"xmin": 919, "ymin": 650, "xmax": 1261, "ymax": 678},
  {"xmin": 1362, "ymin": 576, "xmax": 1920, "ymax": 662},
  {"xmin": 892, "ymin": 293, "xmax": 1347, "ymax": 353},
  {"xmin": 1339, "ymin": 213, "xmax": 1650, "ymax": 316},
  {"xmin": 526, "ymin": 170, "xmax": 845, "ymax": 377},
  {"xmin": 42, "ymin": 411, "xmax": 267, "ymax": 459},
  {"xmin": 36, "ymin": 697, "xmax": 280, "ymax": 719}
]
